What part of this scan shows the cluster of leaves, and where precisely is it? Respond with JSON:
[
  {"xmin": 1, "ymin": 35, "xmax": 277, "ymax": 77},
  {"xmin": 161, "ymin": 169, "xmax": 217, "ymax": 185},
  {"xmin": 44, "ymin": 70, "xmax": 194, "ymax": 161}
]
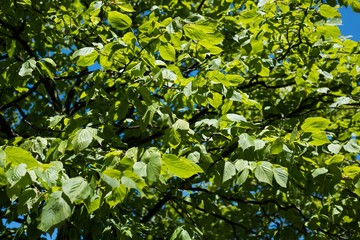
[{"xmin": 1, "ymin": 0, "xmax": 360, "ymax": 239}]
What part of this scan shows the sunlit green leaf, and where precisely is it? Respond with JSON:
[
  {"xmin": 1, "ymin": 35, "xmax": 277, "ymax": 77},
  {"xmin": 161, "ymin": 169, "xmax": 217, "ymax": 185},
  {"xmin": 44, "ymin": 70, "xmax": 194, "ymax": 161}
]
[
  {"xmin": 163, "ymin": 154, "xmax": 203, "ymax": 178},
  {"xmin": 108, "ymin": 11, "xmax": 132, "ymax": 30},
  {"xmin": 301, "ymin": 117, "xmax": 331, "ymax": 132},
  {"xmin": 38, "ymin": 191, "xmax": 71, "ymax": 231},
  {"xmin": 254, "ymin": 161, "xmax": 273, "ymax": 186},
  {"xmin": 5, "ymin": 147, "xmax": 41, "ymax": 169}
]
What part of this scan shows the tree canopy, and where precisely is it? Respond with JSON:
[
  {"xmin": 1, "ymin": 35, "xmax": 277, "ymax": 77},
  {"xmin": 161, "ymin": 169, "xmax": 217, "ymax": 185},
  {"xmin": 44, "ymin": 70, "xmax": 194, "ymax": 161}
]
[{"xmin": 1, "ymin": 0, "xmax": 360, "ymax": 239}]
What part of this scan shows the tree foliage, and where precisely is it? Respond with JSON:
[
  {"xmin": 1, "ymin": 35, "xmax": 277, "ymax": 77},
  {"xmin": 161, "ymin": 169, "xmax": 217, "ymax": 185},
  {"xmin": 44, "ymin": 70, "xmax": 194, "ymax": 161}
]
[{"xmin": 1, "ymin": 0, "xmax": 360, "ymax": 239}]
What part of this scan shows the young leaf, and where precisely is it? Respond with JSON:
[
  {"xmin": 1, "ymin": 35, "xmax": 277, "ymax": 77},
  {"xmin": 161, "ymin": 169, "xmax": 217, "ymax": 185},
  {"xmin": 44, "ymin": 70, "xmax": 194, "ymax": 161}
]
[
  {"xmin": 162, "ymin": 154, "xmax": 203, "ymax": 178},
  {"xmin": 62, "ymin": 177, "xmax": 92, "ymax": 203},
  {"xmin": 105, "ymin": 185, "xmax": 127, "ymax": 208},
  {"xmin": 19, "ymin": 58, "xmax": 36, "ymax": 77},
  {"xmin": 72, "ymin": 47, "xmax": 94, "ymax": 58},
  {"xmin": 38, "ymin": 191, "xmax": 71, "ymax": 231},
  {"xmin": 72, "ymin": 128, "xmax": 93, "ymax": 152},
  {"xmin": 273, "ymin": 167, "xmax": 288, "ymax": 188},
  {"xmin": 108, "ymin": 11, "xmax": 132, "ymax": 30},
  {"xmin": 5, "ymin": 146, "xmax": 41, "ymax": 169},
  {"xmin": 311, "ymin": 167, "xmax": 328, "ymax": 178},
  {"xmin": 301, "ymin": 117, "xmax": 331, "ymax": 132},
  {"xmin": 319, "ymin": 4, "xmax": 340, "ymax": 18},
  {"xmin": 223, "ymin": 161, "xmax": 236, "ymax": 183},
  {"xmin": 142, "ymin": 148, "xmax": 161, "ymax": 182},
  {"xmin": 254, "ymin": 161, "xmax": 273, "ymax": 186},
  {"xmin": 159, "ymin": 44, "xmax": 176, "ymax": 61},
  {"xmin": 236, "ymin": 168, "xmax": 249, "ymax": 186},
  {"xmin": 343, "ymin": 139, "xmax": 360, "ymax": 153},
  {"xmin": 238, "ymin": 133, "xmax": 255, "ymax": 150}
]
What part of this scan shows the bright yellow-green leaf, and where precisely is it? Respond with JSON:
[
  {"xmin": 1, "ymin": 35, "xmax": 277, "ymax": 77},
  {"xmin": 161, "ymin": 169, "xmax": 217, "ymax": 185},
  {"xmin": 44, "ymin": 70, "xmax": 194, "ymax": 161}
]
[
  {"xmin": 317, "ymin": 26, "xmax": 341, "ymax": 38},
  {"xmin": 325, "ymin": 155, "xmax": 344, "ymax": 165},
  {"xmin": 159, "ymin": 44, "xmax": 176, "ymax": 61},
  {"xmin": 118, "ymin": 3, "xmax": 135, "ymax": 12},
  {"xmin": 254, "ymin": 161, "xmax": 273, "ymax": 186},
  {"xmin": 301, "ymin": 117, "xmax": 331, "ymax": 132},
  {"xmin": 309, "ymin": 131, "xmax": 331, "ymax": 146},
  {"xmin": 77, "ymin": 51, "xmax": 98, "ymax": 67},
  {"xmin": 105, "ymin": 185, "xmax": 127, "ymax": 208},
  {"xmin": 183, "ymin": 24, "xmax": 208, "ymax": 40},
  {"xmin": 209, "ymin": 92, "xmax": 223, "ymax": 109},
  {"xmin": 0, "ymin": 168, "xmax": 7, "ymax": 186},
  {"xmin": 162, "ymin": 154, "xmax": 203, "ymax": 178},
  {"xmin": 38, "ymin": 191, "xmax": 72, "ymax": 231},
  {"xmin": 319, "ymin": 4, "xmax": 340, "ymax": 18},
  {"xmin": 343, "ymin": 165, "xmax": 360, "ymax": 179},
  {"xmin": 273, "ymin": 167, "xmax": 288, "ymax": 188},
  {"xmin": 5, "ymin": 146, "xmax": 42, "ymax": 169},
  {"xmin": 108, "ymin": 11, "xmax": 132, "ymax": 30}
]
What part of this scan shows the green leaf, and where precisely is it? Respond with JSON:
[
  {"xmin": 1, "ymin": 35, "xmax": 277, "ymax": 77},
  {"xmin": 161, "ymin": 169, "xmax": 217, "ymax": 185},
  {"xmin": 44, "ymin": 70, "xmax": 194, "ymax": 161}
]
[
  {"xmin": 108, "ymin": 11, "xmax": 132, "ymax": 30},
  {"xmin": 328, "ymin": 143, "xmax": 342, "ymax": 154},
  {"xmin": 309, "ymin": 131, "xmax": 331, "ymax": 146},
  {"xmin": 72, "ymin": 128, "xmax": 93, "ymax": 152},
  {"xmin": 238, "ymin": 133, "xmax": 255, "ymax": 150},
  {"xmin": 133, "ymin": 161, "xmax": 147, "ymax": 177},
  {"xmin": 170, "ymin": 226, "xmax": 191, "ymax": 240},
  {"xmin": 38, "ymin": 61, "xmax": 54, "ymax": 80},
  {"xmin": 38, "ymin": 191, "xmax": 72, "ymax": 231},
  {"xmin": 173, "ymin": 119, "xmax": 190, "ymax": 131},
  {"xmin": 162, "ymin": 69, "xmax": 177, "ymax": 80},
  {"xmin": 273, "ymin": 168, "xmax": 288, "ymax": 188},
  {"xmin": 222, "ymin": 161, "xmax": 236, "ymax": 183},
  {"xmin": 118, "ymin": 3, "xmax": 135, "ymax": 12},
  {"xmin": 209, "ymin": 92, "xmax": 222, "ymax": 109},
  {"xmin": 319, "ymin": 4, "xmax": 340, "ymax": 18},
  {"xmin": 72, "ymin": 47, "xmax": 95, "ymax": 58},
  {"xmin": 325, "ymin": 155, "xmax": 344, "ymax": 165},
  {"xmin": 76, "ymin": 51, "xmax": 98, "ymax": 67},
  {"xmin": 312, "ymin": 167, "xmax": 328, "ymax": 178},
  {"xmin": 48, "ymin": 115, "xmax": 65, "ymax": 129},
  {"xmin": 19, "ymin": 58, "xmax": 36, "ymax": 77},
  {"xmin": 0, "ymin": 168, "xmax": 6, "ymax": 186},
  {"xmin": 169, "ymin": 128, "xmax": 181, "ymax": 149},
  {"xmin": 17, "ymin": 188, "xmax": 37, "ymax": 214},
  {"xmin": 226, "ymin": 114, "xmax": 247, "ymax": 122},
  {"xmin": 62, "ymin": 177, "xmax": 92, "ymax": 203},
  {"xmin": 183, "ymin": 24, "xmax": 209, "ymax": 40},
  {"xmin": 0, "ymin": 148, "xmax": 5, "ymax": 168},
  {"xmin": 343, "ymin": 139, "xmax": 360, "ymax": 153},
  {"xmin": 142, "ymin": 148, "xmax": 161, "ymax": 182},
  {"xmin": 235, "ymin": 159, "xmax": 248, "ymax": 172},
  {"xmin": 6, "ymin": 164, "xmax": 27, "ymax": 186},
  {"xmin": 105, "ymin": 185, "xmax": 127, "ymax": 208},
  {"xmin": 236, "ymin": 168, "xmax": 249, "ymax": 185},
  {"xmin": 317, "ymin": 25, "xmax": 340, "ymax": 38},
  {"xmin": 101, "ymin": 168, "xmax": 121, "ymax": 189},
  {"xmin": 343, "ymin": 165, "xmax": 360, "ymax": 179},
  {"xmin": 301, "ymin": 117, "xmax": 331, "ymax": 132},
  {"xmin": 159, "ymin": 44, "xmax": 176, "ymax": 61},
  {"xmin": 254, "ymin": 161, "xmax": 273, "ymax": 186},
  {"xmin": 163, "ymin": 154, "xmax": 203, "ymax": 178},
  {"xmin": 5, "ymin": 146, "xmax": 41, "ymax": 169},
  {"xmin": 254, "ymin": 139, "xmax": 266, "ymax": 151}
]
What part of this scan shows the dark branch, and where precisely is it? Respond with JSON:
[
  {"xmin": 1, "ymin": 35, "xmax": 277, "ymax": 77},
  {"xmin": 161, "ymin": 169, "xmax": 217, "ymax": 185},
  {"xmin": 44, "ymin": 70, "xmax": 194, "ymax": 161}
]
[
  {"xmin": 140, "ymin": 192, "xmax": 172, "ymax": 223},
  {"xmin": 0, "ymin": 81, "xmax": 41, "ymax": 112},
  {"xmin": 0, "ymin": 114, "xmax": 16, "ymax": 139}
]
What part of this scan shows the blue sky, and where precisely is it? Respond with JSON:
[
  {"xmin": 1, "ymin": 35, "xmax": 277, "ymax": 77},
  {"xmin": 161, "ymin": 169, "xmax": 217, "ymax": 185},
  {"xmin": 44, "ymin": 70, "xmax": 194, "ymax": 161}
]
[{"xmin": 339, "ymin": 6, "xmax": 360, "ymax": 40}]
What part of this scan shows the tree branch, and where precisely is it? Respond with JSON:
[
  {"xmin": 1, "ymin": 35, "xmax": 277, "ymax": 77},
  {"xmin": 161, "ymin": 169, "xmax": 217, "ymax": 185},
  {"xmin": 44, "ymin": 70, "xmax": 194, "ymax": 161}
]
[
  {"xmin": 140, "ymin": 192, "xmax": 172, "ymax": 223},
  {"xmin": 0, "ymin": 113, "xmax": 16, "ymax": 139},
  {"xmin": 0, "ymin": 81, "xmax": 41, "ymax": 112}
]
